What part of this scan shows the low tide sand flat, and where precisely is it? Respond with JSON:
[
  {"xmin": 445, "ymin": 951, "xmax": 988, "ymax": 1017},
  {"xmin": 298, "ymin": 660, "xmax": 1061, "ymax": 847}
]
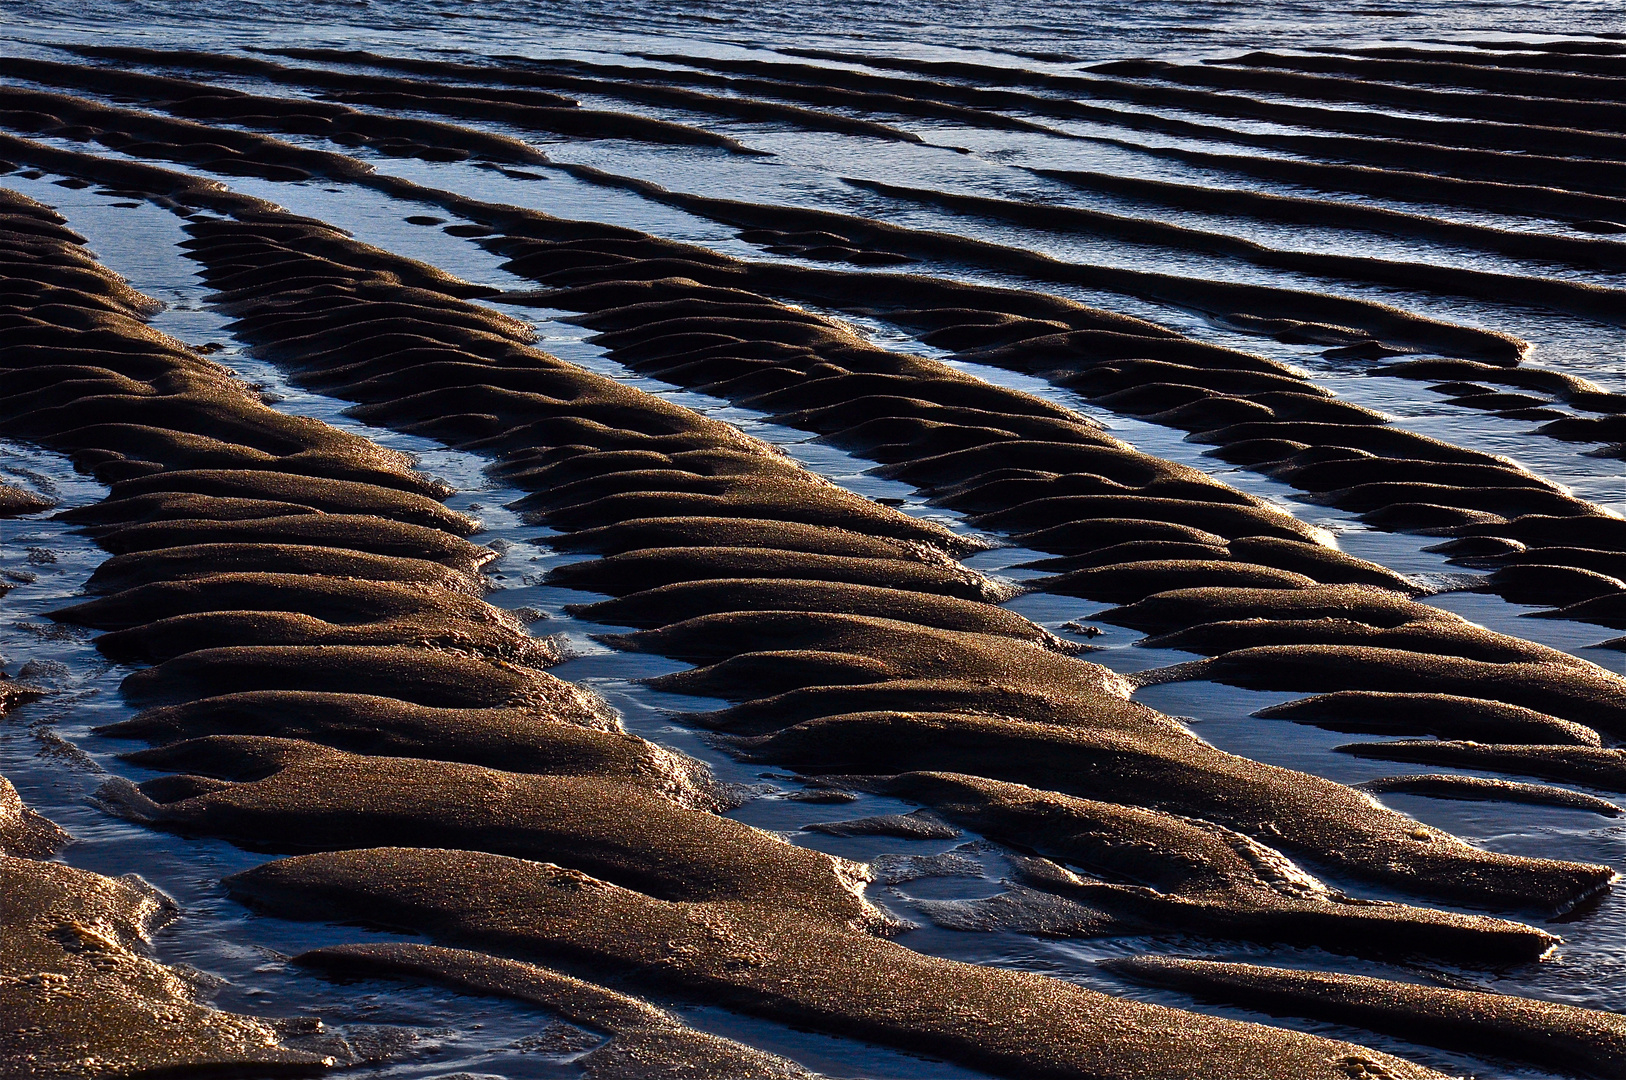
[
  {"xmin": 4, "ymin": 8, "xmax": 1626, "ymax": 1076},
  {"xmin": 0, "ymin": 180, "xmax": 1474, "ymax": 1078},
  {"xmin": 0, "ymin": 778, "xmax": 342, "ymax": 1075}
]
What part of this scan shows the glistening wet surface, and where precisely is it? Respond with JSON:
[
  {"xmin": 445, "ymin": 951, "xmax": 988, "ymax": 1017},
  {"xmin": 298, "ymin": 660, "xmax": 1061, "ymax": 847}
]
[
  {"xmin": 0, "ymin": 160, "xmax": 1610, "ymax": 1080},
  {"xmin": 5, "ymin": 8, "xmax": 1626, "ymax": 1077},
  {"xmin": 0, "ymin": 179, "xmax": 1004, "ymax": 1078}
]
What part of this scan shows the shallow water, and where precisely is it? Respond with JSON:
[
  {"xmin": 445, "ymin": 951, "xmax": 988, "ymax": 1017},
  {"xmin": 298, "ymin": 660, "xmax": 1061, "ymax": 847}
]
[
  {"xmin": 0, "ymin": 161, "xmax": 1609, "ymax": 1079},
  {"xmin": 0, "ymin": 178, "xmax": 1005, "ymax": 1077},
  {"xmin": 9, "ymin": 0, "xmax": 1626, "ymax": 65},
  {"xmin": 4, "ymin": 5, "xmax": 1626, "ymax": 1075}
]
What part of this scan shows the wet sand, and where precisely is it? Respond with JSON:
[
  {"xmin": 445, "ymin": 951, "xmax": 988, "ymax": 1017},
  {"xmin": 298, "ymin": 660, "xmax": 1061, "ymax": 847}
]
[{"xmin": 3, "ymin": 25, "xmax": 1626, "ymax": 1079}]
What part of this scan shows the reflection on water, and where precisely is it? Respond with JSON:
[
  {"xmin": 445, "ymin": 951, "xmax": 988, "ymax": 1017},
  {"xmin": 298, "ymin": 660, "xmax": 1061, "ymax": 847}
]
[{"xmin": 7, "ymin": 0, "xmax": 1626, "ymax": 64}]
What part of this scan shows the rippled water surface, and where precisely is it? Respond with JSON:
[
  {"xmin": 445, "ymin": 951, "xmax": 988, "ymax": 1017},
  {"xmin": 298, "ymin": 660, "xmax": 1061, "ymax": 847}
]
[{"xmin": 9, "ymin": 0, "xmax": 1626, "ymax": 62}]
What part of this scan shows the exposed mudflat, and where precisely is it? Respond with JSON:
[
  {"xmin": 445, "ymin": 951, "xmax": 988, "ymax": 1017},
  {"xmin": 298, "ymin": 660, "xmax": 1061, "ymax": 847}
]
[{"xmin": 3, "ymin": 5, "xmax": 1626, "ymax": 1078}]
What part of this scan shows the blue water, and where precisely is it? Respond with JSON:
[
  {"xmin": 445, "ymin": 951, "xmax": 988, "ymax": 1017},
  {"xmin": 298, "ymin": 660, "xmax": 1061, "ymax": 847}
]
[{"xmin": 8, "ymin": 0, "xmax": 1625, "ymax": 63}]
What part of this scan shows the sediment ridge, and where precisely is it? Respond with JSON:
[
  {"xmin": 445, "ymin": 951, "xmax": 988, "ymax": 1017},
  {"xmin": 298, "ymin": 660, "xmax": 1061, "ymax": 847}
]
[{"xmin": 6, "ymin": 30, "xmax": 1626, "ymax": 1078}]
